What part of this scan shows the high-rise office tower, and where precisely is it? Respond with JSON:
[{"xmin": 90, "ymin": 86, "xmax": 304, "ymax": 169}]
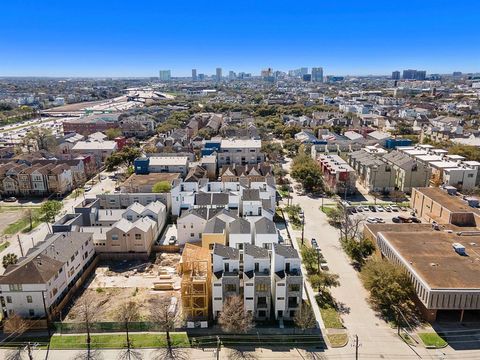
[
  {"xmin": 311, "ymin": 67, "xmax": 324, "ymax": 82},
  {"xmin": 192, "ymin": 69, "xmax": 197, "ymax": 81},
  {"xmin": 300, "ymin": 67, "xmax": 308, "ymax": 76},
  {"xmin": 216, "ymin": 68, "xmax": 222, "ymax": 81},
  {"xmin": 159, "ymin": 70, "xmax": 171, "ymax": 81},
  {"xmin": 402, "ymin": 69, "xmax": 417, "ymax": 80},
  {"xmin": 228, "ymin": 71, "xmax": 236, "ymax": 80},
  {"xmin": 391, "ymin": 71, "xmax": 400, "ymax": 80},
  {"xmin": 414, "ymin": 70, "xmax": 426, "ymax": 81},
  {"xmin": 302, "ymin": 74, "xmax": 312, "ymax": 82}
]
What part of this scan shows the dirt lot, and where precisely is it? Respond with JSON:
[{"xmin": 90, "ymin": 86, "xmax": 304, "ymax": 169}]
[
  {"xmin": 0, "ymin": 208, "xmax": 24, "ymax": 235},
  {"xmin": 64, "ymin": 253, "xmax": 182, "ymax": 322}
]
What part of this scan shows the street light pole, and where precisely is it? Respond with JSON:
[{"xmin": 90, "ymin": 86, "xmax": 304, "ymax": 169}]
[{"xmin": 301, "ymin": 210, "xmax": 305, "ymax": 245}]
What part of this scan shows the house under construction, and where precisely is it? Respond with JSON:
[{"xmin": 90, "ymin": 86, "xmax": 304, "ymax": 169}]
[{"xmin": 178, "ymin": 243, "xmax": 212, "ymax": 321}]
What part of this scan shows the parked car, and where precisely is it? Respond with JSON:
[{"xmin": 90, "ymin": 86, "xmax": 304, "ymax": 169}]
[
  {"xmin": 168, "ymin": 236, "xmax": 177, "ymax": 245},
  {"xmin": 362, "ymin": 206, "xmax": 370, "ymax": 211},
  {"xmin": 311, "ymin": 238, "xmax": 317, "ymax": 247},
  {"xmin": 367, "ymin": 217, "xmax": 377, "ymax": 223},
  {"xmin": 350, "ymin": 207, "xmax": 357, "ymax": 213},
  {"xmin": 392, "ymin": 217, "xmax": 401, "ymax": 223},
  {"xmin": 390, "ymin": 205, "xmax": 400, "ymax": 212},
  {"xmin": 384, "ymin": 206, "xmax": 392, "ymax": 212},
  {"xmin": 356, "ymin": 206, "xmax": 363, "ymax": 213},
  {"xmin": 375, "ymin": 217, "xmax": 385, "ymax": 223},
  {"xmin": 410, "ymin": 217, "xmax": 421, "ymax": 223},
  {"xmin": 3, "ymin": 196, "xmax": 17, "ymax": 202},
  {"xmin": 83, "ymin": 185, "xmax": 92, "ymax": 192},
  {"xmin": 400, "ymin": 206, "xmax": 407, "ymax": 211},
  {"xmin": 320, "ymin": 264, "xmax": 329, "ymax": 271},
  {"xmin": 375, "ymin": 205, "xmax": 384, "ymax": 212},
  {"xmin": 369, "ymin": 205, "xmax": 377, "ymax": 212}
]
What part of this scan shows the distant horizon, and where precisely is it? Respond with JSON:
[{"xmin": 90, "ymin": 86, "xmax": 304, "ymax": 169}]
[
  {"xmin": 1, "ymin": 0, "xmax": 479, "ymax": 77},
  {"xmin": 0, "ymin": 69, "xmax": 478, "ymax": 80}
]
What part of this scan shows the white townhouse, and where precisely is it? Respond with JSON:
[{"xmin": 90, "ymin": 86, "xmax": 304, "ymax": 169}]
[{"xmin": 0, "ymin": 232, "xmax": 95, "ymax": 319}]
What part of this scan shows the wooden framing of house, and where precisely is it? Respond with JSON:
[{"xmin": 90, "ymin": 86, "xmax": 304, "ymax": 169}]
[{"xmin": 178, "ymin": 243, "xmax": 211, "ymax": 321}]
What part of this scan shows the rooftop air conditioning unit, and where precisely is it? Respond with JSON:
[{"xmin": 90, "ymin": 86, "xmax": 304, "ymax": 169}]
[{"xmin": 452, "ymin": 242, "xmax": 466, "ymax": 255}]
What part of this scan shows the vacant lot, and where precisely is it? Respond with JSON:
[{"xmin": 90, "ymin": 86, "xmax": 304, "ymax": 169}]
[
  {"xmin": 64, "ymin": 254, "xmax": 182, "ymax": 323},
  {"xmin": 0, "ymin": 208, "xmax": 25, "ymax": 235}
]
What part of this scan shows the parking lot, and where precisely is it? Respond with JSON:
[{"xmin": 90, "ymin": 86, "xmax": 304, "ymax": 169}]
[{"xmin": 348, "ymin": 203, "xmax": 419, "ymax": 226}]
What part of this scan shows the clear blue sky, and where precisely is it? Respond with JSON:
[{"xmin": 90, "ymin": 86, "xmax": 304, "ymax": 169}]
[{"xmin": 1, "ymin": 0, "xmax": 479, "ymax": 77}]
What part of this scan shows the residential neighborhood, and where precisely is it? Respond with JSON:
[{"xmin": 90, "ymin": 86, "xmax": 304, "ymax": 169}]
[{"xmin": 1, "ymin": 5, "xmax": 480, "ymax": 356}]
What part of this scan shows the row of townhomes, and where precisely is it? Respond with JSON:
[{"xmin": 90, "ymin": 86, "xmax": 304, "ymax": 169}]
[{"xmin": 212, "ymin": 243, "xmax": 302, "ymax": 321}]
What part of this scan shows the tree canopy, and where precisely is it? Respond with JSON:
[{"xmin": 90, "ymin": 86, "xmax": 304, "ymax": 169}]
[
  {"xmin": 152, "ymin": 181, "xmax": 172, "ymax": 193},
  {"xmin": 361, "ymin": 258, "xmax": 416, "ymax": 321},
  {"xmin": 290, "ymin": 153, "xmax": 324, "ymax": 193},
  {"xmin": 40, "ymin": 200, "xmax": 62, "ymax": 223}
]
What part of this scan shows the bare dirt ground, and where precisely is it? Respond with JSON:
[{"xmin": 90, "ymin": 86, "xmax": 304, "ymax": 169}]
[
  {"xmin": 64, "ymin": 253, "xmax": 182, "ymax": 322},
  {"xmin": 0, "ymin": 209, "xmax": 23, "ymax": 234}
]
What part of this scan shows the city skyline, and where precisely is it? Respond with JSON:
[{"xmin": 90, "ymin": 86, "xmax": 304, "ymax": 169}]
[{"xmin": 0, "ymin": 0, "xmax": 479, "ymax": 77}]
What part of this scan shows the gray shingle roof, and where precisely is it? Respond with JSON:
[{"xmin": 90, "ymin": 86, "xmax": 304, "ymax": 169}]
[
  {"xmin": 213, "ymin": 244, "xmax": 240, "ymax": 259},
  {"xmin": 204, "ymin": 217, "xmax": 226, "ymax": 234},
  {"xmin": 255, "ymin": 217, "xmax": 277, "ymax": 234},
  {"xmin": 273, "ymin": 243, "xmax": 299, "ymax": 259},
  {"xmin": 229, "ymin": 218, "xmax": 251, "ymax": 234},
  {"xmin": 244, "ymin": 243, "xmax": 269, "ymax": 258}
]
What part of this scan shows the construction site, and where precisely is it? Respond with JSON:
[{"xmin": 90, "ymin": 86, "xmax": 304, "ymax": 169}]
[
  {"xmin": 178, "ymin": 244, "xmax": 212, "ymax": 325},
  {"xmin": 63, "ymin": 253, "xmax": 183, "ymax": 322}
]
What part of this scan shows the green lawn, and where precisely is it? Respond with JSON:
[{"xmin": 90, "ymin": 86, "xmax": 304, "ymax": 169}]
[
  {"xmin": 2, "ymin": 209, "xmax": 43, "ymax": 235},
  {"xmin": 418, "ymin": 332, "xmax": 447, "ymax": 348},
  {"xmin": 319, "ymin": 307, "xmax": 344, "ymax": 329},
  {"xmin": 49, "ymin": 333, "xmax": 190, "ymax": 350},
  {"xmin": 3, "ymin": 216, "xmax": 42, "ymax": 235},
  {"xmin": 0, "ymin": 241, "xmax": 10, "ymax": 252},
  {"xmin": 320, "ymin": 205, "xmax": 336, "ymax": 216}
]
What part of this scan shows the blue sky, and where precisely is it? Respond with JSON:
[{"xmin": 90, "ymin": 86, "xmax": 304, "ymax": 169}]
[{"xmin": 0, "ymin": 0, "xmax": 479, "ymax": 77}]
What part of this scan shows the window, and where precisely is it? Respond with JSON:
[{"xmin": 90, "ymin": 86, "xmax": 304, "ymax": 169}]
[
  {"xmin": 277, "ymin": 297, "xmax": 285, "ymax": 300},
  {"xmin": 246, "ymin": 283, "xmax": 253, "ymax": 286},
  {"xmin": 29, "ymin": 309, "xmax": 35, "ymax": 317},
  {"xmin": 9, "ymin": 284, "xmax": 22, "ymax": 292},
  {"xmin": 468, "ymin": 174, "xmax": 474, "ymax": 178},
  {"xmin": 190, "ymin": 233, "xmax": 195, "ymax": 237},
  {"xmin": 224, "ymin": 284, "xmax": 236, "ymax": 292},
  {"xmin": 111, "ymin": 234, "xmax": 119, "ymax": 241},
  {"xmin": 277, "ymin": 283, "xmax": 285, "ymax": 286},
  {"xmin": 214, "ymin": 283, "xmax": 221, "ymax": 287},
  {"xmin": 256, "ymin": 283, "xmax": 268, "ymax": 292},
  {"xmin": 289, "ymin": 284, "xmax": 300, "ymax": 292},
  {"xmin": 6, "ymin": 296, "xmax": 12, "ymax": 303},
  {"xmin": 70, "ymin": 255, "xmax": 75, "ymax": 262},
  {"xmin": 127, "ymin": 215, "xmax": 133, "ymax": 221},
  {"xmin": 26, "ymin": 296, "xmax": 33, "ymax": 303},
  {"xmin": 214, "ymin": 297, "xmax": 222, "ymax": 301},
  {"xmin": 135, "ymin": 234, "xmax": 142, "ymax": 240},
  {"xmin": 246, "ymin": 297, "xmax": 253, "ymax": 300}
]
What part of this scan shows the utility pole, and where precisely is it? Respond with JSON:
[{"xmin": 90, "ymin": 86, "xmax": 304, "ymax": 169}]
[
  {"xmin": 216, "ymin": 336, "xmax": 221, "ymax": 360},
  {"xmin": 351, "ymin": 334, "xmax": 360, "ymax": 360},
  {"xmin": 301, "ymin": 210, "xmax": 305, "ymax": 245},
  {"xmin": 17, "ymin": 234, "xmax": 24, "ymax": 257}
]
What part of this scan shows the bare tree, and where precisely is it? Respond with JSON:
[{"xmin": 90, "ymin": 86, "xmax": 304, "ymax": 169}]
[
  {"xmin": 228, "ymin": 348, "xmax": 259, "ymax": 360},
  {"xmin": 3, "ymin": 315, "xmax": 34, "ymax": 360},
  {"xmin": 116, "ymin": 301, "xmax": 142, "ymax": 360},
  {"xmin": 150, "ymin": 296, "xmax": 188, "ymax": 360},
  {"xmin": 294, "ymin": 303, "xmax": 317, "ymax": 333},
  {"xmin": 74, "ymin": 293, "xmax": 101, "ymax": 360},
  {"xmin": 218, "ymin": 295, "xmax": 254, "ymax": 334}
]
